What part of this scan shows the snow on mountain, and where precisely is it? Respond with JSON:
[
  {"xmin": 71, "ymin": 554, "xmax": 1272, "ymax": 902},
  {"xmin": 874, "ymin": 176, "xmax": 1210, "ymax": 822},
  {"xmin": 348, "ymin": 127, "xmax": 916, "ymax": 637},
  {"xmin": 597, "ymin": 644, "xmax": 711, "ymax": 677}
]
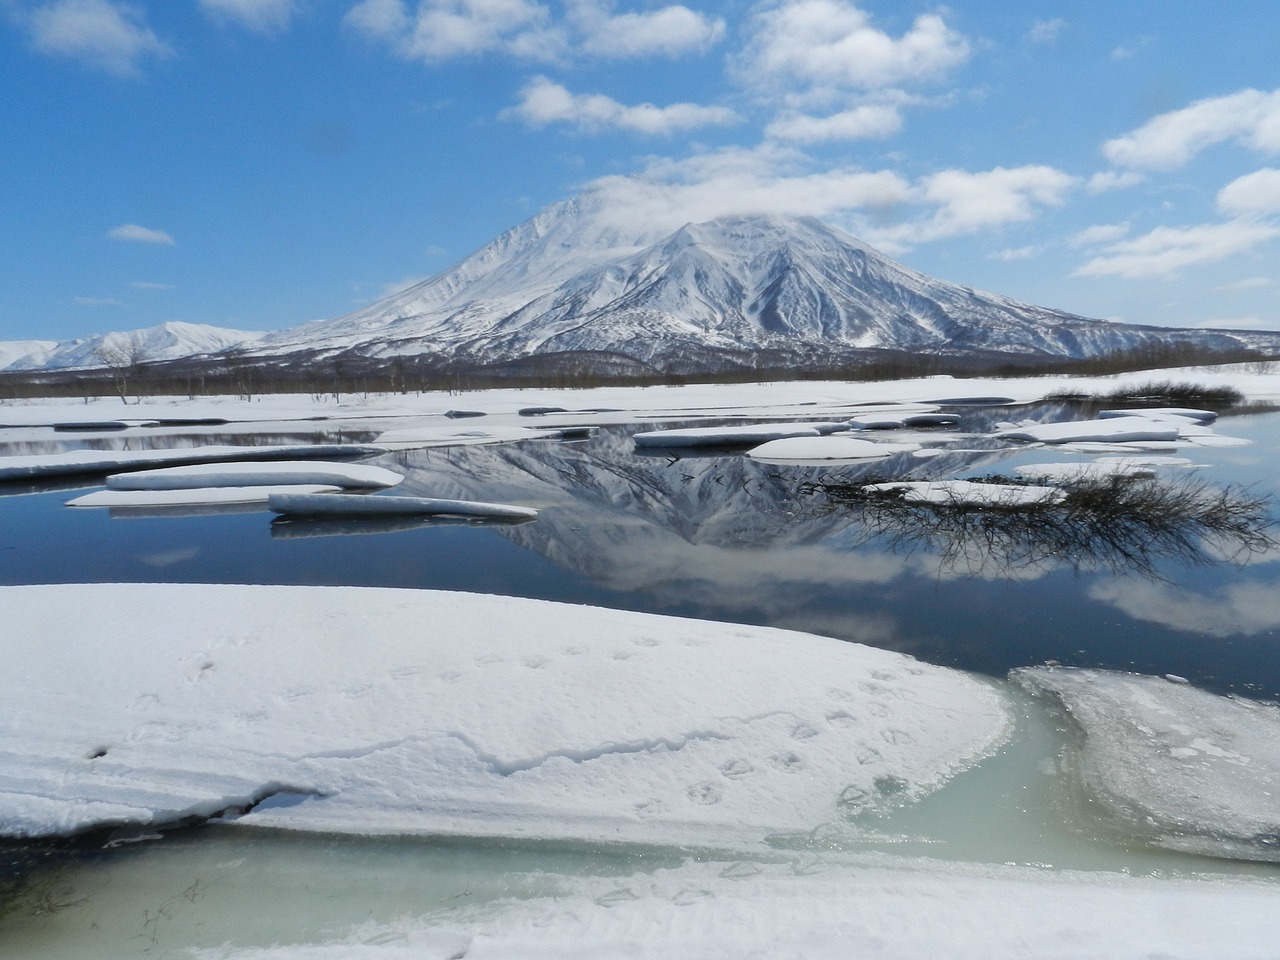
[
  {"xmin": 0, "ymin": 322, "xmax": 263, "ymax": 372},
  {"xmin": 243, "ymin": 195, "xmax": 1277, "ymax": 371}
]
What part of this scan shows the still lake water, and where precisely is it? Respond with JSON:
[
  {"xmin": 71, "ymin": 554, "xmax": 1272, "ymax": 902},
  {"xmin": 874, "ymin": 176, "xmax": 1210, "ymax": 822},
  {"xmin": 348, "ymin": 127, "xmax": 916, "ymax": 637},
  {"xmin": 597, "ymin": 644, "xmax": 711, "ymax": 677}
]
[{"xmin": 3, "ymin": 403, "xmax": 1280, "ymax": 955}]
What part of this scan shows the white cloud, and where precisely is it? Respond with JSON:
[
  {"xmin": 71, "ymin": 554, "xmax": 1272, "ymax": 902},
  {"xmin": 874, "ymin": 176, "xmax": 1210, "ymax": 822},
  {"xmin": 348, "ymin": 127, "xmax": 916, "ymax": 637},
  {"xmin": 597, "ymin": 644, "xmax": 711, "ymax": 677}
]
[
  {"xmin": 894, "ymin": 165, "xmax": 1078, "ymax": 243},
  {"xmin": 503, "ymin": 77, "xmax": 739, "ymax": 135},
  {"xmin": 1103, "ymin": 88, "xmax": 1280, "ymax": 170},
  {"xmin": 1028, "ymin": 18, "xmax": 1065, "ymax": 43},
  {"xmin": 1074, "ymin": 220, "xmax": 1280, "ymax": 279},
  {"xmin": 344, "ymin": 0, "xmax": 720, "ymax": 63},
  {"xmin": 1217, "ymin": 168, "xmax": 1280, "ymax": 218},
  {"xmin": 570, "ymin": 0, "xmax": 724, "ymax": 59},
  {"xmin": 107, "ymin": 223, "xmax": 175, "ymax": 245},
  {"xmin": 199, "ymin": 0, "xmax": 298, "ymax": 33},
  {"xmin": 22, "ymin": 0, "xmax": 172, "ymax": 76},
  {"xmin": 1070, "ymin": 222, "xmax": 1130, "ymax": 247},
  {"xmin": 1090, "ymin": 577, "xmax": 1280, "ymax": 638},
  {"xmin": 740, "ymin": 0, "xmax": 970, "ymax": 97},
  {"xmin": 1086, "ymin": 169, "xmax": 1143, "ymax": 193},
  {"xmin": 582, "ymin": 144, "xmax": 914, "ymax": 237},
  {"xmin": 765, "ymin": 101, "xmax": 904, "ymax": 143}
]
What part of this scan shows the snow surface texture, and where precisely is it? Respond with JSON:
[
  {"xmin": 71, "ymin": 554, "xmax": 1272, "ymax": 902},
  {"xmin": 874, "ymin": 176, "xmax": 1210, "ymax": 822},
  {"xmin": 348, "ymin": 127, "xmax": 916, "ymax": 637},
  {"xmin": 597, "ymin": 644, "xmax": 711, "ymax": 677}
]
[
  {"xmin": 267, "ymin": 493, "xmax": 538, "ymax": 520},
  {"xmin": 104, "ymin": 461, "xmax": 403, "ymax": 490},
  {"xmin": 68, "ymin": 484, "xmax": 344, "ymax": 508},
  {"xmin": 1013, "ymin": 667, "xmax": 1280, "ymax": 861},
  {"xmin": 0, "ymin": 584, "xmax": 1010, "ymax": 844}
]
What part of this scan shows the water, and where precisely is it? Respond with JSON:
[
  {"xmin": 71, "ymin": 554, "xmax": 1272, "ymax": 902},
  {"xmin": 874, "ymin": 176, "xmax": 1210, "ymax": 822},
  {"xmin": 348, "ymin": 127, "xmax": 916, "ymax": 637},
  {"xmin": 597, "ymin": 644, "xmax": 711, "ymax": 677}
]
[{"xmin": 3, "ymin": 403, "xmax": 1280, "ymax": 955}]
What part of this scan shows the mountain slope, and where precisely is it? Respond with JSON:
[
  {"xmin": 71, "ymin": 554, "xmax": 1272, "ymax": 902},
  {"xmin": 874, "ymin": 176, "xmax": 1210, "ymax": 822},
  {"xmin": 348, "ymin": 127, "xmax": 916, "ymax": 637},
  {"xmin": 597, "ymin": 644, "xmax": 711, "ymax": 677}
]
[
  {"xmin": 243, "ymin": 199, "xmax": 1277, "ymax": 373},
  {"xmin": 0, "ymin": 322, "xmax": 263, "ymax": 372}
]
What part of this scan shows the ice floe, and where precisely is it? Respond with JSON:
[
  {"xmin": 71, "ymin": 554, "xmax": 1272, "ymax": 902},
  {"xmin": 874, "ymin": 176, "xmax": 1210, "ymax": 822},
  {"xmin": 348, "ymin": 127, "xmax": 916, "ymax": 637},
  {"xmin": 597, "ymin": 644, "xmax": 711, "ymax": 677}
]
[
  {"xmin": 0, "ymin": 583, "xmax": 1010, "ymax": 845},
  {"xmin": 374, "ymin": 424, "xmax": 585, "ymax": 448},
  {"xmin": 268, "ymin": 493, "xmax": 538, "ymax": 520},
  {"xmin": 744, "ymin": 436, "xmax": 921, "ymax": 461},
  {"xmin": 0, "ymin": 444, "xmax": 386, "ymax": 482},
  {"xmin": 862, "ymin": 480, "xmax": 1065, "ymax": 507},
  {"xmin": 632, "ymin": 422, "xmax": 845, "ymax": 448},
  {"xmin": 996, "ymin": 416, "xmax": 1183, "ymax": 445},
  {"xmin": 1098, "ymin": 407, "xmax": 1217, "ymax": 423},
  {"xmin": 104, "ymin": 461, "xmax": 403, "ymax": 490},
  {"xmin": 1013, "ymin": 666, "xmax": 1280, "ymax": 861},
  {"xmin": 67, "ymin": 484, "xmax": 345, "ymax": 508}
]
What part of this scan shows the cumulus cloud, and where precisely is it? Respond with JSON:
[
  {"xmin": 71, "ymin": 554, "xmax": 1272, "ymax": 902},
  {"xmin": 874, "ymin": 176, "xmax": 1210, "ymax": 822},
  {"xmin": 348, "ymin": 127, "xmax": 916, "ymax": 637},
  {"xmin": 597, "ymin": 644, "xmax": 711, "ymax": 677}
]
[
  {"xmin": 21, "ymin": 0, "xmax": 172, "ymax": 75},
  {"xmin": 1103, "ymin": 88, "xmax": 1280, "ymax": 170},
  {"xmin": 503, "ymin": 76, "xmax": 739, "ymax": 135},
  {"xmin": 764, "ymin": 101, "xmax": 905, "ymax": 143},
  {"xmin": 569, "ymin": 0, "xmax": 723, "ymax": 59},
  {"xmin": 891, "ymin": 165, "xmax": 1078, "ymax": 244},
  {"xmin": 1086, "ymin": 169, "xmax": 1143, "ymax": 193},
  {"xmin": 107, "ymin": 223, "xmax": 174, "ymax": 245},
  {"xmin": 199, "ymin": 0, "xmax": 298, "ymax": 33},
  {"xmin": 1074, "ymin": 220, "xmax": 1280, "ymax": 279},
  {"xmin": 1217, "ymin": 168, "xmax": 1280, "ymax": 218},
  {"xmin": 344, "ymin": 0, "xmax": 721, "ymax": 63},
  {"xmin": 580, "ymin": 144, "xmax": 914, "ymax": 237},
  {"xmin": 740, "ymin": 0, "xmax": 971, "ymax": 97}
]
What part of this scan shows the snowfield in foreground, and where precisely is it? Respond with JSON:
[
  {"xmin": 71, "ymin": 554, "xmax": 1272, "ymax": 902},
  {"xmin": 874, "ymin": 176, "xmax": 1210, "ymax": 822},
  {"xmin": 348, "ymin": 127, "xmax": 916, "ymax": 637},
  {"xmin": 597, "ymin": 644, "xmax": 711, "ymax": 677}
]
[{"xmin": 0, "ymin": 583, "xmax": 1010, "ymax": 845}]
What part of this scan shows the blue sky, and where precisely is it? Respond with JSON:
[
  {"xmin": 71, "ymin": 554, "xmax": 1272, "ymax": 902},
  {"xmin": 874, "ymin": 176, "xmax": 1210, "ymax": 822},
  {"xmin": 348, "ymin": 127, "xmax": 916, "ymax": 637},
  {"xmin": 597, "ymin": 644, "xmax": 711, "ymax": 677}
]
[{"xmin": 2, "ymin": 0, "xmax": 1280, "ymax": 343}]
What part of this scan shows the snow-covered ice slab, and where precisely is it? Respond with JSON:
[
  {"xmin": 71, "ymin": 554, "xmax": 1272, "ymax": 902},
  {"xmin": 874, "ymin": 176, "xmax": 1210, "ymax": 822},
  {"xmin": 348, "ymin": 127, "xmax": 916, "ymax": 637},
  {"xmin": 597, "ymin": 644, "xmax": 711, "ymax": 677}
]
[
  {"xmin": 0, "ymin": 444, "xmax": 385, "ymax": 482},
  {"xmin": 632, "ymin": 422, "xmax": 844, "ymax": 448},
  {"xmin": 268, "ymin": 493, "xmax": 538, "ymax": 520},
  {"xmin": 996, "ymin": 416, "xmax": 1182, "ymax": 445},
  {"xmin": 1099, "ymin": 406, "xmax": 1217, "ymax": 423},
  {"xmin": 1013, "ymin": 667, "xmax": 1280, "ymax": 861},
  {"xmin": 374, "ymin": 424, "xmax": 576, "ymax": 448},
  {"xmin": 864, "ymin": 480, "xmax": 1065, "ymax": 507},
  {"xmin": 105, "ymin": 461, "xmax": 403, "ymax": 491},
  {"xmin": 0, "ymin": 584, "xmax": 1010, "ymax": 845},
  {"xmin": 68, "ymin": 484, "xmax": 344, "ymax": 508},
  {"xmin": 745, "ymin": 436, "xmax": 920, "ymax": 461}
]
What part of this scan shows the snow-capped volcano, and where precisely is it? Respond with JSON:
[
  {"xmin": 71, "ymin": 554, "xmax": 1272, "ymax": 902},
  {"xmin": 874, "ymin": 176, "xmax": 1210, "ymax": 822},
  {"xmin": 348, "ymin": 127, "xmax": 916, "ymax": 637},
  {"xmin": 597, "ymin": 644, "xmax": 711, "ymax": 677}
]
[
  {"xmin": 242, "ymin": 196, "xmax": 1275, "ymax": 372},
  {"xmin": 0, "ymin": 322, "xmax": 263, "ymax": 372}
]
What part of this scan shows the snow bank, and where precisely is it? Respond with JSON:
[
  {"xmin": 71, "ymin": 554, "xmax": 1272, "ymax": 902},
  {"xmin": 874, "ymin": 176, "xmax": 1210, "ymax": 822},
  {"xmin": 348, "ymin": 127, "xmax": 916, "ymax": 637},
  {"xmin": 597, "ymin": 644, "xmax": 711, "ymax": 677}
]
[
  {"xmin": 0, "ymin": 584, "xmax": 1009, "ymax": 844},
  {"xmin": 745, "ymin": 436, "xmax": 920, "ymax": 461},
  {"xmin": 0, "ymin": 444, "xmax": 386, "ymax": 482},
  {"xmin": 268, "ymin": 493, "xmax": 538, "ymax": 520},
  {"xmin": 864, "ymin": 480, "xmax": 1065, "ymax": 507},
  {"xmin": 1013, "ymin": 667, "xmax": 1280, "ymax": 861},
  {"xmin": 104, "ymin": 461, "xmax": 403, "ymax": 491},
  {"xmin": 67, "ymin": 484, "xmax": 344, "ymax": 508}
]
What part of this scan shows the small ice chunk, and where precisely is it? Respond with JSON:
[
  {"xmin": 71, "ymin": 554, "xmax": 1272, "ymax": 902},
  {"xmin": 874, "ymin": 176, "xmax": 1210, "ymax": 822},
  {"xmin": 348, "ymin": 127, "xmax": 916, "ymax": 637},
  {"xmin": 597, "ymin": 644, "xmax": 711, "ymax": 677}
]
[
  {"xmin": 105, "ymin": 461, "xmax": 403, "ymax": 490},
  {"xmin": 1098, "ymin": 407, "xmax": 1217, "ymax": 423},
  {"xmin": 1013, "ymin": 666, "xmax": 1280, "ymax": 861}
]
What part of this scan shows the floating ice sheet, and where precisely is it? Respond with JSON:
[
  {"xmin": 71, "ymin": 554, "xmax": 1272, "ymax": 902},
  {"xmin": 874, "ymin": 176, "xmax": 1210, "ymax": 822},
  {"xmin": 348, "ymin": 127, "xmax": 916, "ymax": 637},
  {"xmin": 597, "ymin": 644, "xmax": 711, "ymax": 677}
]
[
  {"xmin": 105, "ymin": 461, "xmax": 403, "ymax": 490},
  {"xmin": 0, "ymin": 584, "xmax": 1010, "ymax": 846},
  {"xmin": 1013, "ymin": 666, "xmax": 1280, "ymax": 861},
  {"xmin": 0, "ymin": 444, "xmax": 386, "ymax": 482},
  {"xmin": 632, "ymin": 423, "xmax": 845, "ymax": 448},
  {"xmin": 68, "ymin": 484, "xmax": 344, "ymax": 508},
  {"xmin": 744, "ymin": 436, "xmax": 920, "ymax": 461},
  {"xmin": 268, "ymin": 493, "xmax": 538, "ymax": 520},
  {"xmin": 1014, "ymin": 455, "xmax": 1197, "ymax": 483},
  {"xmin": 863, "ymin": 480, "xmax": 1065, "ymax": 507},
  {"xmin": 996, "ymin": 416, "xmax": 1183, "ymax": 445}
]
